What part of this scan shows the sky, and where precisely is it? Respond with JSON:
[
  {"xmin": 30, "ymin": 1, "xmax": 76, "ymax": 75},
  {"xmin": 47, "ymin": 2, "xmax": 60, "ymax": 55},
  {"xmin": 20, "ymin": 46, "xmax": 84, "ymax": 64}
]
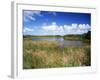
[{"xmin": 23, "ymin": 10, "xmax": 91, "ymax": 36}]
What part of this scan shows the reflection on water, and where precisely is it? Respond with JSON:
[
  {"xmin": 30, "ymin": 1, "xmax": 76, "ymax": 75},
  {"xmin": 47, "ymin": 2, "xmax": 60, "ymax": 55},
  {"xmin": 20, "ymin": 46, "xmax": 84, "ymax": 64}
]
[{"xmin": 32, "ymin": 37, "xmax": 84, "ymax": 47}]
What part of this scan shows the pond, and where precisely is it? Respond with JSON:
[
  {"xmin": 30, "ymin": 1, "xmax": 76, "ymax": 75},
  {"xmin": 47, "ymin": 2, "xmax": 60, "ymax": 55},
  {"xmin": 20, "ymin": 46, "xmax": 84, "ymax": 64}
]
[{"xmin": 32, "ymin": 37, "xmax": 85, "ymax": 47}]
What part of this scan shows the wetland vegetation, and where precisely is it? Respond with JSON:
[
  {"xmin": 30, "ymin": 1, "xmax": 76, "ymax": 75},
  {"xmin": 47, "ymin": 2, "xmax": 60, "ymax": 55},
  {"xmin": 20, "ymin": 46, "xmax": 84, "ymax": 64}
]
[{"xmin": 23, "ymin": 31, "xmax": 91, "ymax": 69}]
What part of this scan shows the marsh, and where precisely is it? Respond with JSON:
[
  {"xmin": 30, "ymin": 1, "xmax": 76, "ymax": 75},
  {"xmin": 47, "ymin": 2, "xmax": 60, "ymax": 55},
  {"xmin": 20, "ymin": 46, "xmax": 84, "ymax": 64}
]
[
  {"xmin": 23, "ymin": 10, "xmax": 91, "ymax": 69},
  {"xmin": 23, "ymin": 36, "xmax": 90, "ymax": 69},
  {"xmin": 32, "ymin": 37, "xmax": 86, "ymax": 47}
]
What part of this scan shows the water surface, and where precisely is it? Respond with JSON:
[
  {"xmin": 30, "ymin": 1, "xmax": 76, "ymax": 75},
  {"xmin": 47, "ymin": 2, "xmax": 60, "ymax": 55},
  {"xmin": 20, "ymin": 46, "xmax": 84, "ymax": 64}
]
[{"xmin": 32, "ymin": 37, "xmax": 85, "ymax": 47}]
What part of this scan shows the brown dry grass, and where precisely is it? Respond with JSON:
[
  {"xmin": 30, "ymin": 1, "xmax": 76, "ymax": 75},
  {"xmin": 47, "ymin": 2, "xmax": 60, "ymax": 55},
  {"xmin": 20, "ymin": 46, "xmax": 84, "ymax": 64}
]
[{"xmin": 23, "ymin": 39, "xmax": 91, "ymax": 69}]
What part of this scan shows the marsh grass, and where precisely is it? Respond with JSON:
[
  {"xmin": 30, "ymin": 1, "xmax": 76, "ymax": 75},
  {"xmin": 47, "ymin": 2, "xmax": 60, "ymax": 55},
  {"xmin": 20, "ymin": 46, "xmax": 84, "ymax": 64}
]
[{"xmin": 23, "ymin": 38, "xmax": 91, "ymax": 69}]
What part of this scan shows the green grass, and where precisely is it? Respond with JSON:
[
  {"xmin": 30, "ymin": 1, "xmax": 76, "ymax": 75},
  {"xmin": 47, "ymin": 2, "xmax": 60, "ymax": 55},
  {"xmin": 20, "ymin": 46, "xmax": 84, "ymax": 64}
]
[{"xmin": 23, "ymin": 38, "xmax": 91, "ymax": 69}]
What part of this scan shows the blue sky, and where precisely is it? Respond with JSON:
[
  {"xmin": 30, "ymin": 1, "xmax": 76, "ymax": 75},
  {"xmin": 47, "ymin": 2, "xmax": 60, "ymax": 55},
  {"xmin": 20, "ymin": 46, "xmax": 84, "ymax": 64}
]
[{"xmin": 23, "ymin": 10, "xmax": 91, "ymax": 35}]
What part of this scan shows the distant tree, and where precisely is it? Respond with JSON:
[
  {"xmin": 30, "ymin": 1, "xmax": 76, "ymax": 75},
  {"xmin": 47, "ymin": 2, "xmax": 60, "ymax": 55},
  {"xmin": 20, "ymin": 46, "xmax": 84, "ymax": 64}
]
[{"xmin": 82, "ymin": 31, "xmax": 91, "ymax": 40}]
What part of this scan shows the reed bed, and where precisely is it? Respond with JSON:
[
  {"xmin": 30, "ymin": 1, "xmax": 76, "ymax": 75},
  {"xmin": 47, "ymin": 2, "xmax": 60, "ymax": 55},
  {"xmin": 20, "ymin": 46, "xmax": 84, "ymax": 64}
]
[{"xmin": 23, "ymin": 39, "xmax": 90, "ymax": 69}]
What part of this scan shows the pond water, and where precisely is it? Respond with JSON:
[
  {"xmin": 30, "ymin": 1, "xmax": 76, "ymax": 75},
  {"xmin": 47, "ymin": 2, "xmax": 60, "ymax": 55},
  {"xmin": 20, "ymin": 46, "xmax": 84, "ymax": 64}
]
[{"xmin": 32, "ymin": 37, "xmax": 85, "ymax": 47}]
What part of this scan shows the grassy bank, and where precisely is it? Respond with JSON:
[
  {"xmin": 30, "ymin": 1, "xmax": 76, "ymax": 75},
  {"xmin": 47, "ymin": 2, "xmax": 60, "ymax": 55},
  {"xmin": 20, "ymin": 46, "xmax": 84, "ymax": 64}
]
[{"xmin": 23, "ymin": 38, "xmax": 91, "ymax": 69}]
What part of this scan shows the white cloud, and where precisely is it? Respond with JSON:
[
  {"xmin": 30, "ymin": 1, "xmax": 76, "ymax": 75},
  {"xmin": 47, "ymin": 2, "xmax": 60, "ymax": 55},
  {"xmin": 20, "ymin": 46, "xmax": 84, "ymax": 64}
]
[
  {"xmin": 24, "ymin": 27, "xmax": 34, "ymax": 33},
  {"xmin": 42, "ymin": 22, "xmax": 65, "ymax": 35},
  {"xmin": 23, "ymin": 22, "xmax": 90, "ymax": 35},
  {"xmin": 41, "ymin": 22, "xmax": 91, "ymax": 35},
  {"xmin": 72, "ymin": 24, "xmax": 78, "ymax": 29},
  {"xmin": 79, "ymin": 24, "xmax": 86, "ymax": 30},
  {"xmin": 24, "ymin": 11, "xmax": 42, "ymax": 22},
  {"xmin": 64, "ymin": 25, "xmax": 72, "ymax": 30},
  {"xmin": 42, "ymin": 22, "xmax": 58, "ymax": 31},
  {"xmin": 78, "ymin": 24, "xmax": 91, "ymax": 34}
]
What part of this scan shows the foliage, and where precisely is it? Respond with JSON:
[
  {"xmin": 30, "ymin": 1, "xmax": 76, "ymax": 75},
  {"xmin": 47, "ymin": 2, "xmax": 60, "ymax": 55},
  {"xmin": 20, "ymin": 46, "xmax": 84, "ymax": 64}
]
[{"xmin": 63, "ymin": 31, "xmax": 91, "ymax": 41}]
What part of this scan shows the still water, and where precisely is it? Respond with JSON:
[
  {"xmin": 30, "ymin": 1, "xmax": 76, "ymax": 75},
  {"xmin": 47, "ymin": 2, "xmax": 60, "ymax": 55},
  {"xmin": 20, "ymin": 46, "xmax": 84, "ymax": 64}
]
[{"xmin": 32, "ymin": 37, "xmax": 84, "ymax": 47}]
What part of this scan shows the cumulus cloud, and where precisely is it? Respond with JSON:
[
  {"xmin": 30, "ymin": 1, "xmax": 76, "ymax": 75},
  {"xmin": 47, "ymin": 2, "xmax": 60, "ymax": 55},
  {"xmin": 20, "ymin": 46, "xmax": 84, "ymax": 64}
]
[
  {"xmin": 42, "ymin": 22, "xmax": 58, "ymax": 31},
  {"xmin": 41, "ymin": 22, "xmax": 90, "ymax": 35},
  {"xmin": 23, "ymin": 22, "xmax": 91, "ymax": 35},
  {"xmin": 42, "ymin": 22, "xmax": 65, "ymax": 35},
  {"xmin": 24, "ymin": 10, "xmax": 42, "ymax": 22},
  {"xmin": 24, "ymin": 27, "xmax": 34, "ymax": 33},
  {"xmin": 79, "ymin": 24, "xmax": 90, "ymax": 30},
  {"xmin": 64, "ymin": 23, "xmax": 90, "ymax": 34}
]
